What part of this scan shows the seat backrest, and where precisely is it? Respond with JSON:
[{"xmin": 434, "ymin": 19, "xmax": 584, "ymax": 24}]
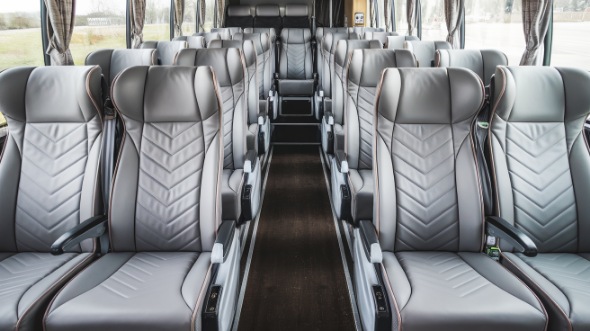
[
  {"xmin": 386, "ymin": 35, "xmax": 420, "ymax": 50},
  {"xmin": 225, "ymin": 5, "xmax": 253, "ymax": 29},
  {"xmin": 245, "ymin": 27, "xmax": 277, "ymax": 43},
  {"xmin": 332, "ymin": 40, "xmax": 383, "ymax": 126},
  {"xmin": 209, "ymin": 39, "xmax": 259, "ymax": 125},
  {"xmin": 109, "ymin": 66, "xmax": 222, "ymax": 252},
  {"xmin": 234, "ymin": 32, "xmax": 272, "ymax": 99},
  {"xmin": 435, "ymin": 49, "xmax": 508, "ymax": 86},
  {"xmin": 176, "ymin": 48, "xmax": 248, "ymax": 171},
  {"xmin": 363, "ymin": 31, "xmax": 399, "ymax": 46},
  {"xmin": 173, "ymin": 35, "xmax": 206, "ymax": 49},
  {"xmin": 279, "ymin": 28, "xmax": 313, "ymax": 80},
  {"xmin": 321, "ymin": 32, "xmax": 349, "ymax": 98},
  {"xmin": 254, "ymin": 5, "xmax": 282, "ymax": 32},
  {"xmin": 85, "ymin": 49, "xmax": 157, "ymax": 86},
  {"xmin": 139, "ymin": 40, "xmax": 188, "ymax": 65},
  {"xmin": 192, "ymin": 32, "xmax": 221, "ymax": 46},
  {"xmin": 211, "ymin": 27, "xmax": 243, "ymax": 40},
  {"xmin": 244, "ymin": 27, "xmax": 277, "ymax": 82},
  {"xmin": 348, "ymin": 27, "xmax": 383, "ymax": 39},
  {"xmin": 403, "ymin": 40, "xmax": 451, "ymax": 67},
  {"xmin": 282, "ymin": 4, "xmax": 310, "ymax": 29},
  {"xmin": 374, "ymin": 67, "xmax": 485, "ymax": 253},
  {"xmin": 490, "ymin": 66, "xmax": 590, "ymax": 253},
  {"xmin": 345, "ymin": 49, "xmax": 417, "ymax": 172},
  {"xmin": 0, "ymin": 66, "xmax": 103, "ymax": 253}
]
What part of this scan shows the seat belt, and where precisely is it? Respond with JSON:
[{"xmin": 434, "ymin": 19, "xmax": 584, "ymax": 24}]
[{"xmin": 99, "ymin": 77, "xmax": 115, "ymax": 255}]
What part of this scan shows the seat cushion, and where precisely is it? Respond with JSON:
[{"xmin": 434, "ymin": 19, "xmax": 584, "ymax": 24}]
[
  {"xmin": 0, "ymin": 252, "xmax": 93, "ymax": 331},
  {"xmin": 382, "ymin": 251, "xmax": 547, "ymax": 331},
  {"xmin": 503, "ymin": 252, "xmax": 590, "ymax": 331},
  {"xmin": 348, "ymin": 169, "xmax": 373, "ymax": 221},
  {"xmin": 278, "ymin": 79, "xmax": 314, "ymax": 96},
  {"xmin": 222, "ymin": 169, "xmax": 244, "ymax": 221},
  {"xmin": 44, "ymin": 252, "xmax": 211, "ymax": 331}
]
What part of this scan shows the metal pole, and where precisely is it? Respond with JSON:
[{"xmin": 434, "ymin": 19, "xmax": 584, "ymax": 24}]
[
  {"xmin": 391, "ymin": 0, "xmax": 396, "ymax": 31},
  {"xmin": 329, "ymin": 0, "xmax": 333, "ymax": 27},
  {"xmin": 170, "ymin": 0, "xmax": 175, "ymax": 40}
]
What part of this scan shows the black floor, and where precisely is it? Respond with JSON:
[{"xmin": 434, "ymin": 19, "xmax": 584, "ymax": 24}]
[{"xmin": 237, "ymin": 146, "xmax": 356, "ymax": 331}]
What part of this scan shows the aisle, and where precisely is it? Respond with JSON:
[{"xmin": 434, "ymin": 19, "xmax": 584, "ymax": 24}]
[{"xmin": 237, "ymin": 146, "xmax": 356, "ymax": 331}]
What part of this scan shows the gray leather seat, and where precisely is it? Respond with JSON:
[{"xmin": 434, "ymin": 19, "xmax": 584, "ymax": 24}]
[
  {"xmin": 351, "ymin": 67, "xmax": 548, "ymax": 331},
  {"xmin": 489, "ymin": 66, "xmax": 590, "ymax": 331},
  {"xmin": 225, "ymin": 5, "xmax": 253, "ymax": 29},
  {"xmin": 403, "ymin": 40, "xmax": 451, "ymax": 67},
  {"xmin": 192, "ymin": 32, "xmax": 221, "ymax": 46},
  {"xmin": 363, "ymin": 31, "xmax": 399, "ymax": 47},
  {"xmin": 321, "ymin": 39, "xmax": 382, "ymax": 158},
  {"xmin": 316, "ymin": 32, "xmax": 349, "ymax": 119},
  {"xmin": 212, "ymin": 27, "xmax": 243, "ymax": 40},
  {"xmin": 176, "ymin": 48, "xmax": 262, "ymax": 223},
  {"xmin": 254, "ymin": 5, "xmax": 282, "ymax": 33},
  {"xmin": 139, "ymin": 40, "xmax": 187, "ymax": 65},
  {"xmin": 209, "ymin": 39, "xmax": 270, "ymax": 156},
  {"xmin": 282, "ymin": 4, "xmax": 310, "ymax": 29},
  {"xmin": 348, "ymin": 27, "xmax": 383, "ymax": 39},
  {"xmin": 44, "ymin": 66, "xmax": 241, "ymax": 331},
  {"xmin": 0, "ymin": 66, "xmax": 104, "ymax": 331},
  {"xmin": 385, "ymin": 35, "xmax": 420, "ymax": 49},
  {"xmin": 315, "ymin": 27, "xmax": 348, "ymax": 83},
  {"xmin": 234, "ymin": 32, "xmax": 273, "ymax": 100},
  {"xmin": 85, "ymin": 49, "xmax": 157, "ymax": 86},
  {"xmin": 173, "ymin": 35, "xmax": 206, "ymax": 49},
  {"xmin": 435, "ymin": 49, "xmax": 508, "ymax": 86},
  {"xmin": 330, "ymin": 49, "xmax": 416, "ymax": 222},
  {"xmin": 245, "ymin": 27, "xmax": 277, "ymax": 74}
]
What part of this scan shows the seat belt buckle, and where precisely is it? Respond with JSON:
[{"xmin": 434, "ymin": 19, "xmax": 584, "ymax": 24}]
[
  {"xmin": 477, "ymin": 121, "xmax": 489, "ymax": 129},
  {"xmin": 486, "ymin": 235, "xmax": 500, "ymax": 261}
]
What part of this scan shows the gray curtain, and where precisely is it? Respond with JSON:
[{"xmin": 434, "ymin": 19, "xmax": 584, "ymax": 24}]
[
  {"xmin": 407, "ymin": 0, "xmax": 418, "ymax": 35},
  {"xmin": 44, "ymin": 0, "xmax": 75, "ymax": 65},
  {"xmin": 520, "ymin": 0, "xmax": 551, "ymax": 65},
  {"xmin": 174, "ymin": 0, "xmax": 185, "ymax": 36},
  {"xmin": 198, "ymin": 0, "xmax": 206, "ymax": 32},
  {"xmin": 444, "ymin": 0, "xmax": 464, "ymax": 48},
  {"xmin": 384, "ymin": 0, "xmax": 391, "ymax": 31},
  {"xmin": 369, "ymin": 0, "xmax": 376, "ymax": 28},
  {"xmin": 217, "ymin": 0, "xmax": 225, "ymax": 27},
  {"xmin": 130, "ymin": 0, "xmax": 146, "ymax": 48}
]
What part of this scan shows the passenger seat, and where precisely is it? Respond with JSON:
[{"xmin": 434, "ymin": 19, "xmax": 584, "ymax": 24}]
[
  {"xmin": 225, "ymin": 5, "xmax": 253, "ymax": 29},
  {"xmin": 192, "ymin": 32, "xmax": 221, "ymax": 46},
  {"xmin": 282, "ymin": 4, "xmax": 310, "ymax": 29},
  {"xmin": 176, "ymin": 48, "xmax": 262, "ymax": 223},
  {"xmin": 254, "ymin": 5, "xmax": 282, "ymax": 33},
  {"xmin": 363, "ymin": 31, "xmax": 399, "ymax": 47},
  {"xmin": 139, "ymin": 40, "xmax": 187, "ymax": 65},
  {"xmin": 212, "ymin": 27, "xmax": 243, "ymax": 40},
  {"xmin": 435, "ymin": 49, "xmax": 508, "ymax": 86},
  {"xmin": 0, "ymin": 66, "xmax": 104, "ymax": 330},
  {"xmin": 385, "ymin": 35, "xmax": 420, "ymax": 49},
  {"xmin": 403, "ymin": 39, "xmax": 451, "ymax": 67},
  {"xmin": 173, "ymin": 35, "xmax": 206, "ymax": 49},
  {"xmin": 330, "ymin": 49, "xmax": 416, "ymax": 223}
]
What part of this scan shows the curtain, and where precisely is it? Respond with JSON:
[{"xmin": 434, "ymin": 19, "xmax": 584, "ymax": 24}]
[
  {"xmin": 407, "ymin": 0, "xmax": 418, "ymax": 35},
  {"xmin": 384, "ymin": 0, "xmax": 391, "ymax": 31},
  {"xmin": 130, "ymin": 0, "xmax": 146, "ymax": 48},
  {"xmin": 444, "ymin": 0, "xmax": 464, "ymax": 48},
  {"xmin": 198, "ymin": 0, "xmax": 206, "ymax": 32},
  {"xmin": 369, "ymin": 0, "xmax": 376, "ymax": 28},
  {"xmin": 44, "ymin": 0, "xmax": 75, "ymax": 65},
  {"xmin": 520, "ymin": 0, "xmax": 551, "ymax": 65},
  {"xmin": 216, "ymin": 0, "xmax": 225, "ymax": 27},
  {"xmin": 174, "ymin": 0, "xmax": 185, "ymax": 37}
]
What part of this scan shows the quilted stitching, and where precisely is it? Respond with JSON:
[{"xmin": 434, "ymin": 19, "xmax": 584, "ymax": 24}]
[
  {"xmin": 506, "ymin": 123, "xmax": 577, "ymax": 252},
  {"xmin": 16, "ymin": 123, "xmax": 93, "ymax": 252},
  {"xmin": 286, "ymin": 44, "xmax": 307, "ymax": 79},
  {"xmin": 392, "ymin": 124, "xmax": 459, "ymax": 251},
  {"xmin": 136, "ymin": 123, "xmax": 203, "ymax": 252},
  {"xmin": 356, "ymin": 86, "xmax": 377, "ymax": 169},
  {"xmin": 220, "ymin": 86, "xmax": 235, "ymax": 169}
]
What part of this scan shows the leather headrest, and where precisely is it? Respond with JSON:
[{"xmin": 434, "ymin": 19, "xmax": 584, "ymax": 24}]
[{"xmin": 256, "ymin": 5, "xmax": 279, "ymax": 17}]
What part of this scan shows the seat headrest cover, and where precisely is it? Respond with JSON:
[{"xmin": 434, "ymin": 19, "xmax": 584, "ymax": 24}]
[
  {"xmin": 256, "ymin": 5, "xmax": 279, "ymax": 16},
  {"xmin": 334, "ymin": 40, "xmax": 383, "ymax": 68},
  {"xmin": 244, "ymin": 27, "xmax": 276, "ymax": 42},
  {"xmin": 209, "ymin": 39, "xmax": 256, "ymax": 67},
  {"xmin": 348, "ymin": 49, "xmax": 417, "ymax": 87},
  {"xmin": 228, "ymin": 5, "xmax": 251, "ymax": 17},
  {"xmin": 493, "ymin": 66, "xmax": 590, "ymax": 122},
  {"xmin": 377, "ymin": 67, "xmax": 484, "ymax": 124},
  {"xmin": 234, "ymin": 32, "xmax": 270, "ymax": 54},
  {"xmin": 112, "ymin": 66, "xmax": 219, "ymax": 123},
  {"xmin": 285, "ymin": 4, "xmax": 308, "ymax": 16},
  {"xmin": 0, "ymin": 66, "xmax": 102, "ymax": 123},
  {"xmin": 435, "ymin": 49, "xmax": 508, "ymax": 86},
  {"xmin": 176, "ymin": 48, "xmax": 244, "ymax": 87},
  {"xmin": 280, "ymin": 28, "xmax": 311, "ymax": 43}
]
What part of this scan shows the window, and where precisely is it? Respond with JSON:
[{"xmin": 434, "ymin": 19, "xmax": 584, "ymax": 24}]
[
  {"xmin": 464, "ymin": 0, "xmax": 525, "ymax": 66},
  {"xmin": 551, "ymin": 0, "xmax": 590, "ymax": 70},
  {"xmin": 71, "ymin": 0, "xmax": 126, "ymax": 65},
  {"xmin": 144, "ymin": 0, "xmax": 171, "ymax": 40},
  {"xmin": 421, "ymin": 0, "xmax": 447, "ymax": 40},
  {"xmin": 394, "ymin": 0, "xmax": 409, "ymax": 35},
  {"xmin": 181, "ymin": 0, "xmax": 197, "ymax": 35},
  {"xmin": 0, "ymin": 0, "xmax": 44, "ymax": 70}
]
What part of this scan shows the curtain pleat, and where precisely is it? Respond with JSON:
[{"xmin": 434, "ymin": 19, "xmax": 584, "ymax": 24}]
[
  {"xmin": 444, "ymin": 0, "xmax": 464, "ymax": 48},
  {"xmin": 174, "ymin": 0, "xmax": 185, "ymax": 37},
  {"xmin": 217, "ymin": 0, "xmax": 225, "ymax": 27},
  {"xmin": 407, "ymin": 0, "xmax": 418, "ymax": 35},
  {"xmin": 130, "ymin": 0, "xmax": 146, "ymax": 48},
  {"xmin": 198, "ymin": 0, "xmax": 206, "ymax": 32},
  {"xmin": 44, "ymin": 0, "xmax": 75, "ymax": 65},
  {"xmin": 520, "ymin": 0, "xmax": 552, "ymax": 65}
]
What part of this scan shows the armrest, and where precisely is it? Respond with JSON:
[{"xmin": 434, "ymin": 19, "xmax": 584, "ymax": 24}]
[
  {"xmin": 211, "ymin": 220, "xmax": 236, "ymax": 264},
  {"xmin": 51, "ymin": 215, "xmax": 108, "ymax": 255},
  {"xmin": 323, "ymin": 110, "xmax": 334, "ymax": 125},
  {"xmin": 486, "ymin": 216, "xmax": 538, "ymax": 257},
  {"xmin": 244, "ymin": 150, "xmax": 258, "ymax": 174},
  {"xmin": 258, "ymin": 100, "xmax": 268, "ymax": 125},
  {"xmin": 334, "ymin": 150, "xmax": 348, "ymax": 174},
  {"xmin": 358, "ymin": 220, "xmax": 383, "ymax": 263}
]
